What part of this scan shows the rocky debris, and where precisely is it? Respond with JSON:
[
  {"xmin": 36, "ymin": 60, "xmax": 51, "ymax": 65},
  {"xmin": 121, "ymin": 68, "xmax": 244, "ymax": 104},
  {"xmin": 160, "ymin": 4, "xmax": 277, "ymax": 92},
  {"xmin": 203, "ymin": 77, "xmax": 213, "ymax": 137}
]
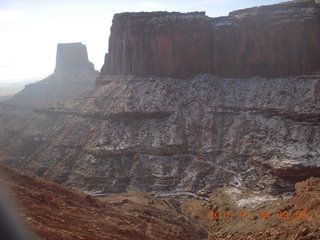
[
  {"xmin": 181, "ymin": 177, "xmax": 320, "ymax": 240},
  {"xmin": 0, "ymin": 163, "xmax": 207, "ymax": 240},
  {"xmin": 2, "ymin": 162, "xmax": 319, "ymax": 240},
  {"xmin": 1, "ymin": 73, "xmax": 319, "ymax": 197},
  {"xmin": 101, "ymin": 0, "xmax": 320, "ymax": 78},
  {"xmin": 2, "ymin": 42, "xmax": 98, "ymax": 109}
]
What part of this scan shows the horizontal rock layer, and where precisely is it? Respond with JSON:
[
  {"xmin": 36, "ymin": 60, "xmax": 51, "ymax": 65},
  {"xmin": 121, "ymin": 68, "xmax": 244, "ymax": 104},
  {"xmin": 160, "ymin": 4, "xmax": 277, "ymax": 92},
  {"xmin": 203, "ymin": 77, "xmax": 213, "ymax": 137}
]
[
  {"xmin": 1, "ymin": 73, "xmax": 320, "ymax": 198},
  {"xmin": 101, "ymin": 0, "xmax": 320, "ymax": 78}
]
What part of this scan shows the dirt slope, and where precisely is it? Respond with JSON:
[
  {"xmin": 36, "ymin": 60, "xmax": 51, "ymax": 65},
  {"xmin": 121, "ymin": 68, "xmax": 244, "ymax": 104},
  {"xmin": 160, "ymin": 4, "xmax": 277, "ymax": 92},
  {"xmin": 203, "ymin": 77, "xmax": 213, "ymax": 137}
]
[
  {"xmin": 0, "ymin": 163, "xmax": 206, "ymax": 240},
  {"xmin": 1, "ymin": 162, "xmax": 319, "ymax": 240},
  {"xmin": 181, "ymin": 178, "xmax": 320, "ymax": 240}
]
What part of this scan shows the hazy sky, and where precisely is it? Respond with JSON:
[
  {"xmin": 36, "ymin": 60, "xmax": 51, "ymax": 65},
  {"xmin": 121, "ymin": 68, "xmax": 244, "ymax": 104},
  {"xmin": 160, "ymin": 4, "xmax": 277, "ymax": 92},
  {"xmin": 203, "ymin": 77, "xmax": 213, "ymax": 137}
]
[{"xmin": 0, "ymin": 0, "xmax": 286, "ymax": 84}]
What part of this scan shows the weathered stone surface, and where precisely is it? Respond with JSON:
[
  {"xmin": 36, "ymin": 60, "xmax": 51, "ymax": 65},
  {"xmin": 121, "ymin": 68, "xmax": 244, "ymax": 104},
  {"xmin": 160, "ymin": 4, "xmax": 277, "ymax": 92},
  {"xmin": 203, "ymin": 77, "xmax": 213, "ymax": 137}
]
[
  {"xmin": 3, "ymin": 42, "xmax": 98, "ymax": 109},
  {"xmin": 1, "ymin": 1, "xmax": 320, "ymax": 200},
  {"xmin": 101, "ymin": 0, "xmax": 320, "ymax": 78},
  {"xmin": 101, "ymin": 11, "xmax": 210, "ymax": 79},
  {"xmin": 1, "ymin": 73, "xmax": 320, "ymax": 198}
]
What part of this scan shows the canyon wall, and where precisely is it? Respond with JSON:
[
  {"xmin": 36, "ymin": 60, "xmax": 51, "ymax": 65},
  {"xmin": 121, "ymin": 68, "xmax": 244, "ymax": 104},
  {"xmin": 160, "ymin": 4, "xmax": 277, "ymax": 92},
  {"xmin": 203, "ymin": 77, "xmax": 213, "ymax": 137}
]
[
  {"xmin": 101, "ymin": 0, "xmax": 320, "ymax": 78},
  {"xmin": 1, "ymin": 1, "xmax": 320, "ymax": 199},
  {"xmin": 1, "ymin": 73, "xmax": 320, "ymax": 198}
]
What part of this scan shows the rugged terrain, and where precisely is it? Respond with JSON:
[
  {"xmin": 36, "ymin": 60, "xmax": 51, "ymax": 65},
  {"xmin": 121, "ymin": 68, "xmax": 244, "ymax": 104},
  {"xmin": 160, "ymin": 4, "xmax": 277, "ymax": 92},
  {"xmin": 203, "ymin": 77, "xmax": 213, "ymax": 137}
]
[
  {"xmin": 0, "ymin": 0, "xmax": 319, "ymax": 217},
  {"xmin": 1, "ymin": 1, "xmax": 320, "ymax": 198},
  {"xmin": 0, "ymin": 163, "xmax": 206, "ymax": 240},
  {"xmin": 1, "ymin": 163, "xmax": 320, "ymax": 240},
  {"xmin": 182, "ymin": 176, "xmax": 320, "ymax": 240},
  {"xmin": 1, "ymin": 73, "xmax": 319, "ymax": 198},
  {"xmin": 0, "ymin": 1, "xmax": 319, "ymax": 238}
]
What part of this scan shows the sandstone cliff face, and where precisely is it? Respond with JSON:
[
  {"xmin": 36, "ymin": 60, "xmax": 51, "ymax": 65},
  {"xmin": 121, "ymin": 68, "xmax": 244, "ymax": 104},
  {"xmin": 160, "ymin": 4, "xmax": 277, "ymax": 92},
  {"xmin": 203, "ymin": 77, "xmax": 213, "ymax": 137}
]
[
  {"xmin": 1, "ymin": 73, "xmax": 319, "ymax": 198},
  {"xmin": 101, "ymin": 0, "xmax": 320, "ymax": 78},
  {"xmin": 101, "ymin": 12, "xmax": 210, "ymax": 79},
  {"xmin": 1, "ymin": 1, "xmax": 320, "ymax": 199},
  {"xmin": 3, "ymin": 42, "xmax": 98, "ymax": 109}
]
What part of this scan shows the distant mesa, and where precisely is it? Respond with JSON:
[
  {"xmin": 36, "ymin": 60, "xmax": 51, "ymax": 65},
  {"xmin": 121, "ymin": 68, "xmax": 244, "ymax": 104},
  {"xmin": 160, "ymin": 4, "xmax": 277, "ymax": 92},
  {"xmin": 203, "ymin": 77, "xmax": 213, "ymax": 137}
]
[
  {"xmin": 54, "ymin": 42, "xmax": 95, "ymax": 74},
  {"xmin": 3, "ymin": 42, "xmax": 98, "ymax": 109}
]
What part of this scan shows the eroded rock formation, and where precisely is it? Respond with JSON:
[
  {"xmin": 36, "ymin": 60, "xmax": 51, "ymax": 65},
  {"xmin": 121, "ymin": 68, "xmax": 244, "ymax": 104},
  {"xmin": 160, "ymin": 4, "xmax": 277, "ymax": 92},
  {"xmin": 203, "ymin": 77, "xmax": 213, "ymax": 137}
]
[
  {"xmin": 101, "ymin": 0, "xmax": 320, "ymax": 78},
  {"xmin": 1, "ymin": 73, "xmax": 320, "ymax": 198},
  {"xmin": 0, "ymin": 1, "xmax": 320, "ymax": 199},
  {"xmin": 3, "ymin": 42, "xmax": 98, "ymax": 109}
]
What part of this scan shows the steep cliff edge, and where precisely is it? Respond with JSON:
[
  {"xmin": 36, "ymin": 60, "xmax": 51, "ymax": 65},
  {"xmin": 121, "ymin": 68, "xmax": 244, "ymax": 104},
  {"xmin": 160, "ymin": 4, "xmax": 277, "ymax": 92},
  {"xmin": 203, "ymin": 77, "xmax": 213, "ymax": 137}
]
[
  {"xmin": 101, "ymin": 0, "xmax": 320, "ymax": 78},
  {"xmin": 2, "ymin": 42, "xmax": 98, "ymax": 109},
  {"xmin": 1, "ymin": 1, "xmax": 320, "ymax": 199}
]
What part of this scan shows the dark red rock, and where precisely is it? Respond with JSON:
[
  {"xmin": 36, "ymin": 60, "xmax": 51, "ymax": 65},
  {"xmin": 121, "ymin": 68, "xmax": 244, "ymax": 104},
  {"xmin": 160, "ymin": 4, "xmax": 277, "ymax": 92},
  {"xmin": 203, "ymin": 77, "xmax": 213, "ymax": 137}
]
[
  {"xmin": 101, "ymin": 0, "xmax": 320, "ymax": 78},
  {"xmin": 101, "ymin": 11, "xmax": 211, "ymax": 78}
]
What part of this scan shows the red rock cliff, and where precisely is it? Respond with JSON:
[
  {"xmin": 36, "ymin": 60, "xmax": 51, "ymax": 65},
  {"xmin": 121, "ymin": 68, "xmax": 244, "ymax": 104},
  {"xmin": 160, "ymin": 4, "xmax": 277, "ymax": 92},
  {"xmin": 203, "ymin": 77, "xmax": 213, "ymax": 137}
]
[{"xmin": 101, "ymin": 0, "xmax": 320, "ymax": 78}]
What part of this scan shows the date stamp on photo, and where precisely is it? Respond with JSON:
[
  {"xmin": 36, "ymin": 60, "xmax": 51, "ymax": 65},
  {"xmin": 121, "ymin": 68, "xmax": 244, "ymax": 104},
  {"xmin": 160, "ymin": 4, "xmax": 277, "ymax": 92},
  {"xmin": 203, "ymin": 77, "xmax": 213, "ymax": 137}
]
[{"xmin": 208, "ymin": 210, "xmax": 308, "ymax": 221}]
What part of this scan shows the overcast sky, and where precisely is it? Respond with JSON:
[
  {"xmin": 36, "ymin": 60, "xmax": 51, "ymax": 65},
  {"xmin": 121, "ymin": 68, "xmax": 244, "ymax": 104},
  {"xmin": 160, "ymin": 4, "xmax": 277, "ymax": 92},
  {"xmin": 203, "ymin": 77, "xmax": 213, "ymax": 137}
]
[{"xmin": 0, "ymin": 0, "xmax": 285, "ymax": 84}]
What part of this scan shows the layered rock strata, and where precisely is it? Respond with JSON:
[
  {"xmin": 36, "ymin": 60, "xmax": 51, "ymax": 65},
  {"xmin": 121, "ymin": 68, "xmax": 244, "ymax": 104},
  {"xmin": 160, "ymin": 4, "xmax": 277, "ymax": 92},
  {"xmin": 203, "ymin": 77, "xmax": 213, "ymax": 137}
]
[
  {"xmin": 1, "ymin": 73, "xmax": 319, "ymax": 198},
  {"xmin": 1, "ymin": 1, "xmax": 320, "ymax": 199},
  {"xmin": 101, "ymin": 0, "xmax": 320, "ymax": 78}
]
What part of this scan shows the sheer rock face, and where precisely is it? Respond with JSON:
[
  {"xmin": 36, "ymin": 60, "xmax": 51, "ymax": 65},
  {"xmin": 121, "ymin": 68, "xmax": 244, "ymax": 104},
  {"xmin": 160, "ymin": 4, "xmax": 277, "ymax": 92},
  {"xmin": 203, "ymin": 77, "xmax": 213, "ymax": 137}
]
[
  {"xmin": 1, "ymin": 1, "xmax": 320, "ymax": 199},
  {"xmin": 101, "ymin": 1, "xmax": 320, "ymax": 78},
  {"xmin": 4, "ymin": 42, "xmax": 98, "ymax": 109},
  {"xmin": 101, "ymin": 12, "xmax": 211, "ymax": 79},
  {"xmin": 1, "ymin": 74, "xmax": 320, "ymax": 198}
]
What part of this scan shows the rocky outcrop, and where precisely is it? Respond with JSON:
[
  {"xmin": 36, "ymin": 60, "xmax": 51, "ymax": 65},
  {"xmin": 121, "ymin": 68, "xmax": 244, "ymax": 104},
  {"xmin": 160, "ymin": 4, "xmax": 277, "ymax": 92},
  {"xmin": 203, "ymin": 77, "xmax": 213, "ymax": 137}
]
[
  {"xmin": 1, "ymin": 73, "xmax": 320, "ymax": 198},
  {"xmin": 3, "ymin": 42, "xmax": 98, "ymax": 109},
  {"xmin": 1, "ymin": 1, "xmax": 320, "ymax": 200},
  {"xmin": 101, "ymin": 0, "xmax": 320, "ymax": 78}
]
